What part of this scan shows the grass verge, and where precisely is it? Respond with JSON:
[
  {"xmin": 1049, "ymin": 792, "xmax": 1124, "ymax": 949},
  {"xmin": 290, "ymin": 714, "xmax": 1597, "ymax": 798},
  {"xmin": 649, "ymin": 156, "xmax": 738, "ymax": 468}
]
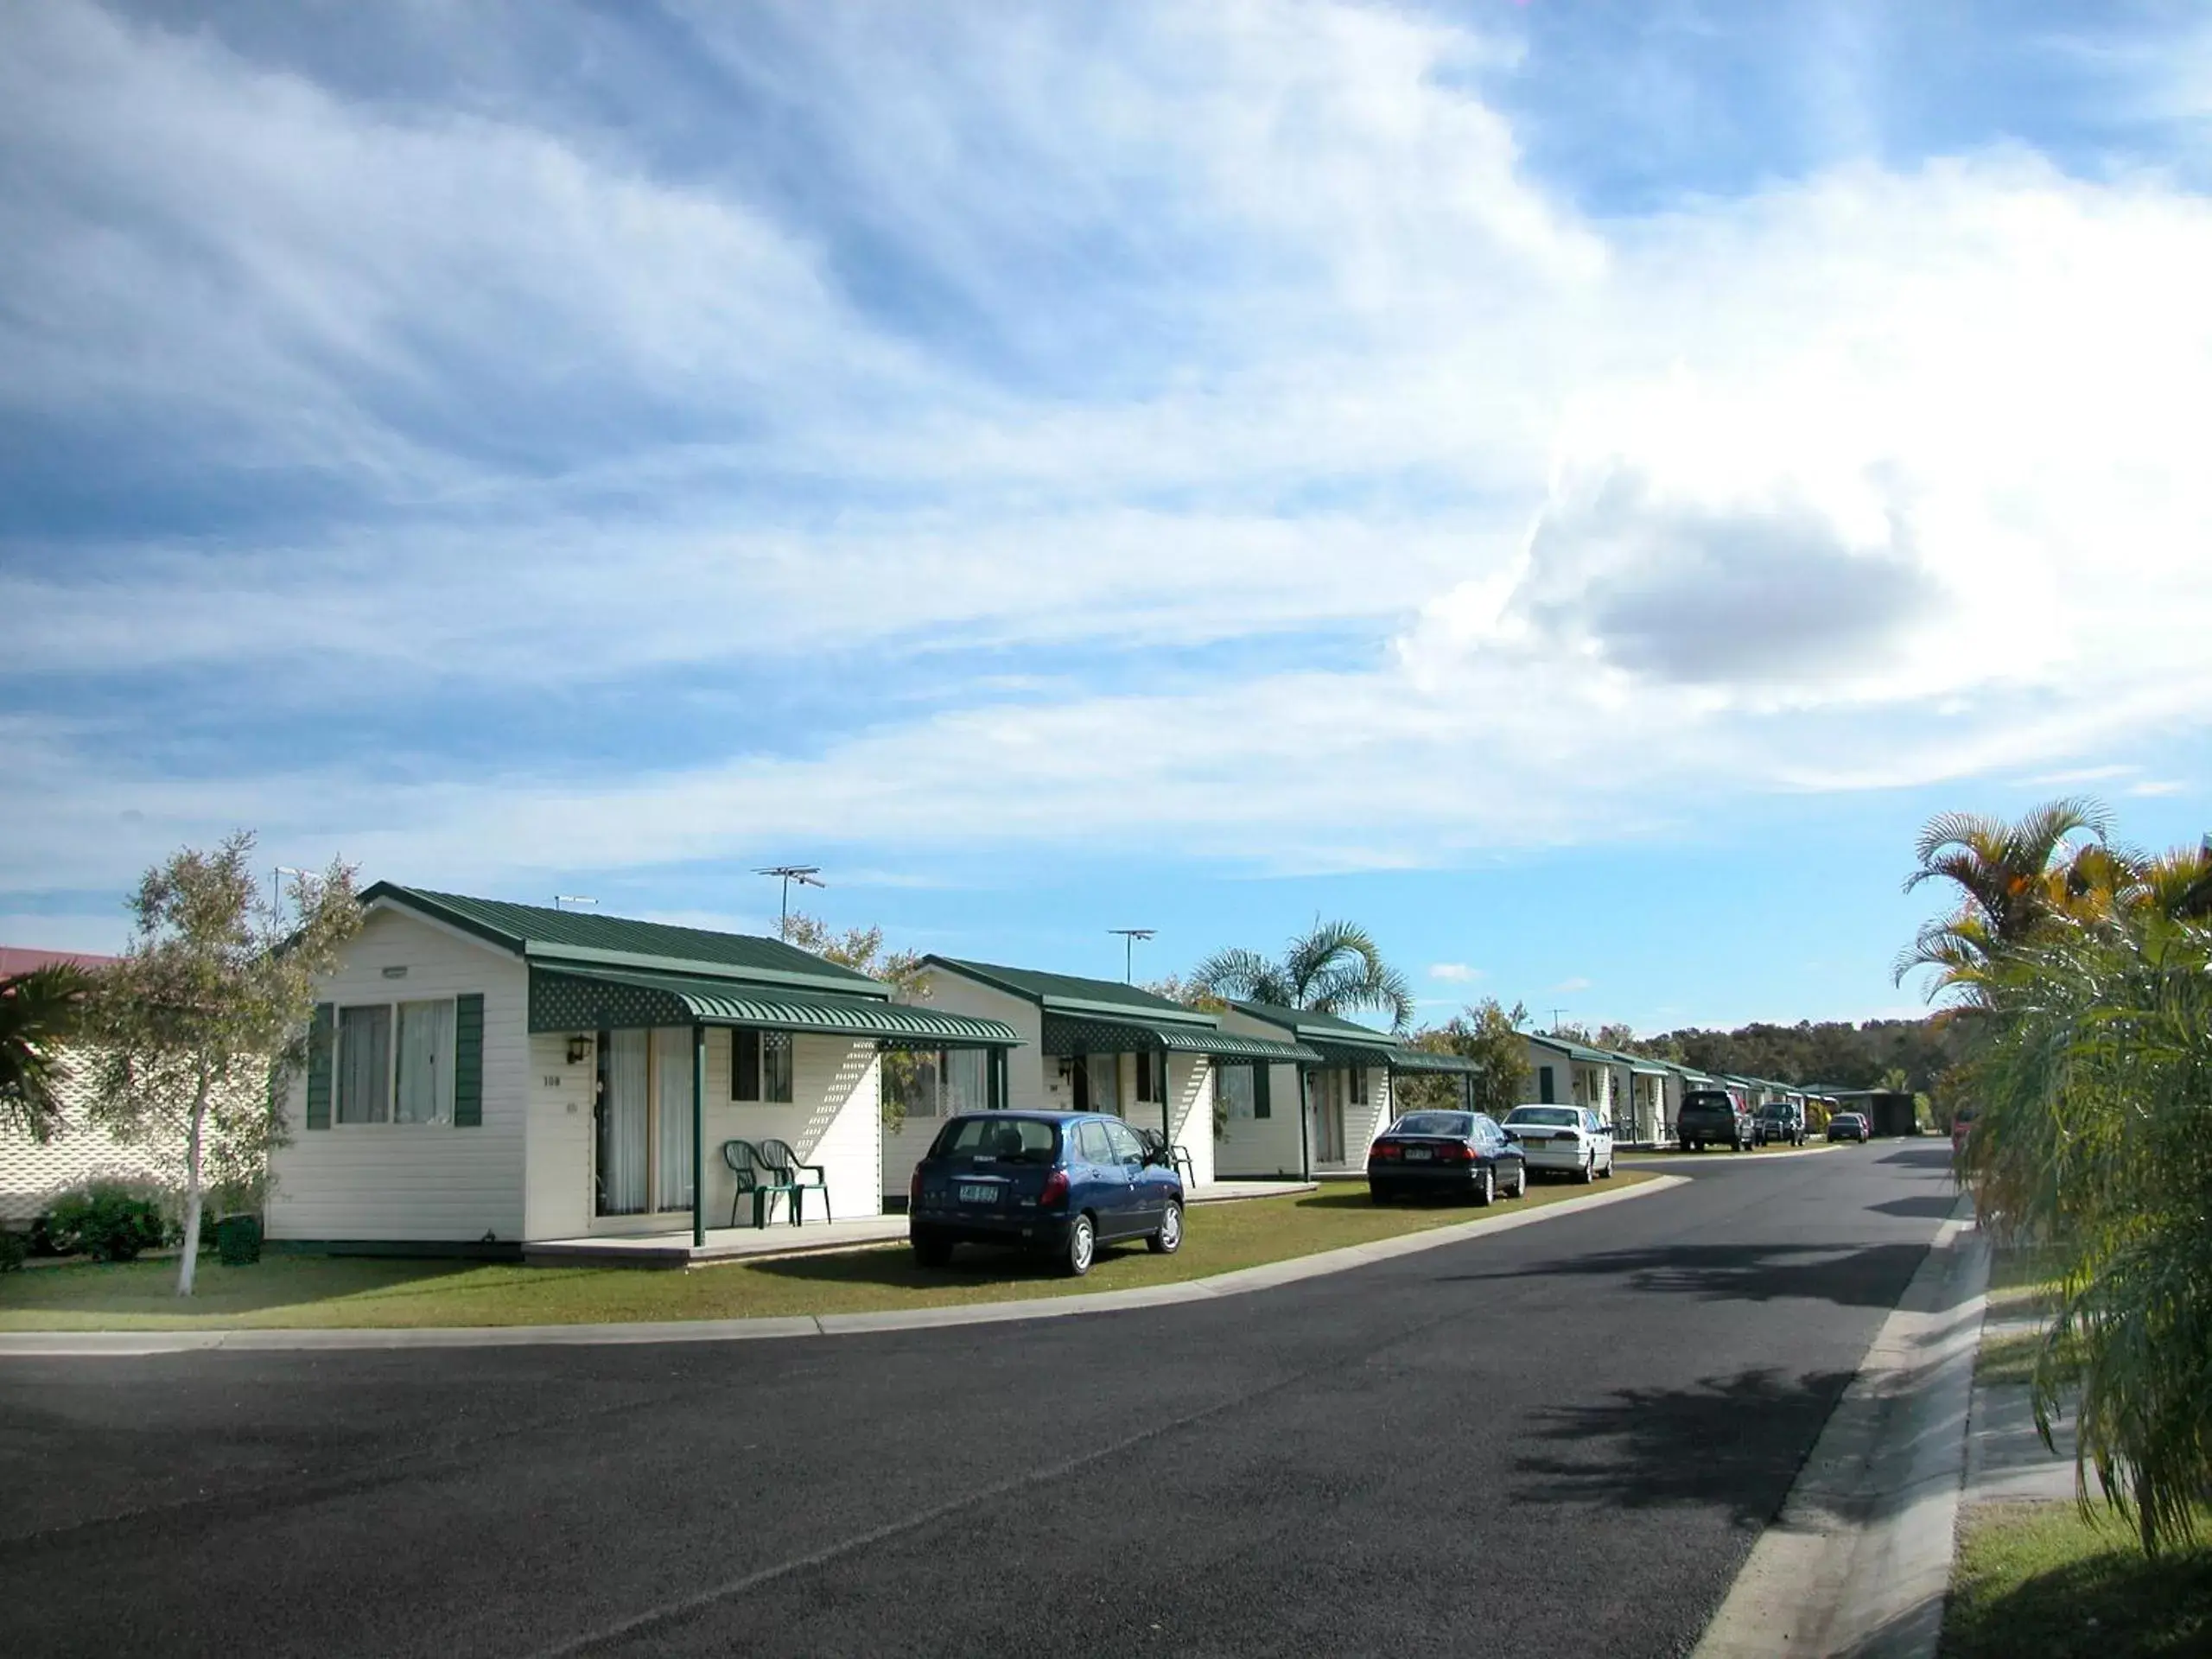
[
  {"xmin": 1943, "ymin": 1500, "xmax": 2212, "ymax": 1659},
  {"xmin": 0, "ymin": 1171, "xmax": 1656, "ymax": 1331}
]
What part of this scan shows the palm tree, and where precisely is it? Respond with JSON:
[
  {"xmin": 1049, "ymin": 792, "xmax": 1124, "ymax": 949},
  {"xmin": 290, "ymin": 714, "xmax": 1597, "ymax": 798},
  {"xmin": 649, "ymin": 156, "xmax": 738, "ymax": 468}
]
[
  {"xmin": 1, "ymin": 963, "xmax": 95, "ymax": 1143},
  {"xmin": 1191, "ymin": 918, "xmax": 1414, "ymax": 1032},
  {"xmin": 1895, "ymin": 797, "xmax": 2112, "ymax": 997}
]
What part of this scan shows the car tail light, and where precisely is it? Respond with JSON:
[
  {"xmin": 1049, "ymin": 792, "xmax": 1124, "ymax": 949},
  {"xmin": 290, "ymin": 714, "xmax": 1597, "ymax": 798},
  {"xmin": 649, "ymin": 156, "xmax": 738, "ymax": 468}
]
[
  {"xmin": 909, "ymin": 1165, "xmax": 924, "ymax": 1208},
  {"xmin": 1039, "ymin": 1169, "xmax": 1070, "ymax": 1207},
  {"xmin": 1372, "ymin": 1142, "xmax": 1402, "ymax": 1160},
  {"xmin": 1440, "ymin": 1142, "xmax": 1475, "ymax": 1164}
]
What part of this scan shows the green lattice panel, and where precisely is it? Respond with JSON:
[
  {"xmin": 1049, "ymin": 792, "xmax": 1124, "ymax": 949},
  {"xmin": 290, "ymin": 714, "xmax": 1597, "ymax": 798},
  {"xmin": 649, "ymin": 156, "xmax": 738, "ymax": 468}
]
[{"xmin": 530, "ymin": 969, "xmax": 688, "ymax": 1033}]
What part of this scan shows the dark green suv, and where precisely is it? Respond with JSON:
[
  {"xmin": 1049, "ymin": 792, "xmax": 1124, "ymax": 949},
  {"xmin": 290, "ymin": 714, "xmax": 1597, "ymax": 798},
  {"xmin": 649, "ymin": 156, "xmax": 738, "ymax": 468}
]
[{"xmin": 1676, "ymin": 1089, "xmax": 1753, "ymax": 1152}]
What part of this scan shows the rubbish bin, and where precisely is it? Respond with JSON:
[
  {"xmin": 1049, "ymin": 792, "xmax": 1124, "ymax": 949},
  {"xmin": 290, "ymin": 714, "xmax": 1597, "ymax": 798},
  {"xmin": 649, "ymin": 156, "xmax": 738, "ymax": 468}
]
[{"xmin": 214, "ymin": 1214, "xmax": 262, "ymax": 1266}]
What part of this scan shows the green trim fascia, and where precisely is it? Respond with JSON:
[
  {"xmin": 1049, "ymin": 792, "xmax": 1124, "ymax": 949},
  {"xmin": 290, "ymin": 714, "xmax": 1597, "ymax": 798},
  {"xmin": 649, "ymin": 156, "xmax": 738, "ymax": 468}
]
[{"xmin": 922, "ymin": 957, "xmax": 1215, "ymax": 1027}]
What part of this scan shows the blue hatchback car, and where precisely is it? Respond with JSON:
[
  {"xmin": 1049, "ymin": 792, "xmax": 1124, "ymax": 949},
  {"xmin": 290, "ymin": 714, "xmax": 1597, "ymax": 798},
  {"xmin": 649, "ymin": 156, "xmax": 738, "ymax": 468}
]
[{"xmin": 908, "ymin": 1111, "xmax": 1185, "ymax": 1276}]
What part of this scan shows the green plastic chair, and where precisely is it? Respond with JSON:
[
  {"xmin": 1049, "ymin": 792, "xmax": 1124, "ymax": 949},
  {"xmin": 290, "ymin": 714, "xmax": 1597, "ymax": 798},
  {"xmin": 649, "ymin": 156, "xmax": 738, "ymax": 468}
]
[
  {"xmin": 721, "ymin": 1139, "xmax": 797, "ymax": 1229},
  {"xmin": 759, "ymin": 1137, "xmax": 830, "ymax": 1225}
]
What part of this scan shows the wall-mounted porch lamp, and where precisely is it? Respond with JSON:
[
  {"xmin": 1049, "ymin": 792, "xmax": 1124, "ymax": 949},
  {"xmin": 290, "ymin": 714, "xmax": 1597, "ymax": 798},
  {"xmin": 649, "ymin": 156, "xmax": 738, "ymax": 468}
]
[{"xmin": 566, "ymin": 1035, "xmax": 593, "ymax": 1065}]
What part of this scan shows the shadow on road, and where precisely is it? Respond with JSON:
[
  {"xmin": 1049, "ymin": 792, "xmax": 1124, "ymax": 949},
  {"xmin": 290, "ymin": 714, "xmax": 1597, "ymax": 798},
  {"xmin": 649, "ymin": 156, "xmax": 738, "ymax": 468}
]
[
  {"xmin": 1510, "ymin": 1365, "xmax": 1859, "ymax": 1526},
  {"xmin": 1867, "ymin": 1194, "xmax": 1959, "ymax": 1219},
  {"xmin": 1435, "ymin": 1240, "xmax": 1938, "ymax": 1310}
]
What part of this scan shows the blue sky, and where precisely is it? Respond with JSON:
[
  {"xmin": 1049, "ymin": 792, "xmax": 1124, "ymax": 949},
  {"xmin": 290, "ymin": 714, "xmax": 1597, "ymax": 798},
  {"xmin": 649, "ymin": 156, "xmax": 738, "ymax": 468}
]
[{"xmin": 4, "ymin": 1, "xmax": 2209, "ymax": 1031}]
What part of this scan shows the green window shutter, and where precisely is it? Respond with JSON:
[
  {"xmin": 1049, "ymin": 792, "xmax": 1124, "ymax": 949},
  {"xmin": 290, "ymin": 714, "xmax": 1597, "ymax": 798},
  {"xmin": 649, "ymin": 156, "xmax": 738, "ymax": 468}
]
[
  {"xmin": 304, "ymin": 1002, "xmax": 334, "ymax": 1129},
  {"xmin": 453, "ymin": 993, "xmax": 484, "ymax": 1127},
  {"xmin": 1253, "ymin": 1064, "xmax": 1272, "ymax": 1120}
]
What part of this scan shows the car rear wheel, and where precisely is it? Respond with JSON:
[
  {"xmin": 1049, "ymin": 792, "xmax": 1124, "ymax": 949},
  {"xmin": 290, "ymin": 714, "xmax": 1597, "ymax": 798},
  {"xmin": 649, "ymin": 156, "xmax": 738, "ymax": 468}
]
[
  {"xmin": 1369, "ymin": 1184, "xmax": 1392, "ymax": 1205},
  {"xmin": 1147, "ymin": 1200, "xmax": 1183, "ymax": 1255},
  {"xmin": 1579, "ymin": 1150, "xmax": 1597, "ymax": 1184},
  {"xmin": 1472, "ymin": 1167, "xmax": 1494, "ymax": 1207},
  {"xmin": 1509, "ymin": 1161, "xmax": 1528, "ymax": 1198},
  {"xmin": 1060, "ymin": 1213, "xmax": 1096, "ymax": 1277},
  {"xmin": 912, "ymin": 1227, "xmax": 953, "ymax": 1268}
]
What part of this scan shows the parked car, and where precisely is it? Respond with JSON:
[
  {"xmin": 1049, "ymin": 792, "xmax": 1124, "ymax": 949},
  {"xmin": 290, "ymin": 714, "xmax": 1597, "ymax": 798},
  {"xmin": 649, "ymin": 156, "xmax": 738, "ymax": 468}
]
[
  {"xmin": 1676, "ymin": 1089, "xmax": 1754, "ymax": 1152},
  {"xmin": 1501, "ymin": 1104, "xmax": 1615, "ymax": 1183},
  {"xmin": 1368, "ymin": 1110, "xmax": 1527, "ymax": 1206},
  {"xmin": 1757, "ymin": 1101, "xmax": 1807, "ymax": 1147},
  {"xmin": 1827, "ymin": 1111, "xmax": 1870, "ymax": 1143},
  {"xmin": 908, "ymin": 1111, "xmax": 1183, "ymax": 1276}
]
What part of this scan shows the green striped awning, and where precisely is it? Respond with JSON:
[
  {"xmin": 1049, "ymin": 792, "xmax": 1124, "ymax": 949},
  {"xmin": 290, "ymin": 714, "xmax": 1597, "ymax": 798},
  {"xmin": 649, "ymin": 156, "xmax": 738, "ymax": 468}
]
[
  {"xmin": 529, "ymin": 967, "xmax": 1020, "ymax": 1047},
  {"xmin": 1306, "ymin": 1038, "xmax": 1404, "ymax": 1069},
  {"xmin": 1039, "ymin": 1014, "xmax": 1319, "ymax": 1065},
  {"xmin": 1387, "ymin": 1049, "xmax": 1485, "ymax": 1077}
]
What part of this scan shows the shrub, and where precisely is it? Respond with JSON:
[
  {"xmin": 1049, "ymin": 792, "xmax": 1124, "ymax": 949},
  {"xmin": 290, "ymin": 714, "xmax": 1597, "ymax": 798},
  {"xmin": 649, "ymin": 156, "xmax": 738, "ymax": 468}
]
[
  {"xmin": 0, "ymin": 1228, "xmax": 26, "ymax": 1273},
  {"xmin": 42, "ymin": 1182, "xmax": 171, "ymax": 1262}
]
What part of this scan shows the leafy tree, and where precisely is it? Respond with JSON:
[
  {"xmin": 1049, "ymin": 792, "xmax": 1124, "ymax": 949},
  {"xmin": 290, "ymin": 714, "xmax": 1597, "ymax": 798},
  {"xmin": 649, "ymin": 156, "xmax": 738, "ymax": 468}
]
[
  {"xmin": 86, "ymin": 835, "xmax": 360, "ymax": 1296},
  {"xmin": 1956, "ymin": 882, "xmax": 2212, "ymax": 1553},
  {"xmin": 1192, "ymin": 918, "xmax": 1414, "ymax": 1032},
  {"xmin": 1, "ymin": 963, "xmax": 95, "ymax": 1143},
  {"xmin": 1593, "ymin": 1021, "xmax": 1638, "ymax": 1052},
  {"xmin": 1399, "ymin": 999, "xmax": 1531, "ymax": 1117},
  {"xmin": 1895, "ymin": 797, "xmax": 2111, "ymax": 1000},
  {"xmin": 1142, "ymin": 974, "xmax": 1227, "ymax": 1014}
]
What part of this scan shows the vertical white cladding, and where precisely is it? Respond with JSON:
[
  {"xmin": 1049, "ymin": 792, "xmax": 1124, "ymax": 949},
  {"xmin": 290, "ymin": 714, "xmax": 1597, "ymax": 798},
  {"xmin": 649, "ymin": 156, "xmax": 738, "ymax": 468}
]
[{"xmin": 268, "ymin": 907, "xmax": 529, "ymax": 1243}]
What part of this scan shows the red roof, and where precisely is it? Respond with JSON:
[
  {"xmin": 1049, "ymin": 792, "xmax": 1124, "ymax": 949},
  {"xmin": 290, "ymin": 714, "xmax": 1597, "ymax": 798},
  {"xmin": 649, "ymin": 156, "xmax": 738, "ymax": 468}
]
[{"xmin": 0, "ymin": 946, "xmax": 119, "ymax": 976}]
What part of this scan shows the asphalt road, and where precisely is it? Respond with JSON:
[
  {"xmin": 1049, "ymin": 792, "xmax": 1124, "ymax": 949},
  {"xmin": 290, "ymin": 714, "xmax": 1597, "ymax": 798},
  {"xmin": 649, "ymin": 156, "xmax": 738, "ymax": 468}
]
[{"xmin": 1, "ymin": 1141, "xmax": 1961, "ymax": 1659}]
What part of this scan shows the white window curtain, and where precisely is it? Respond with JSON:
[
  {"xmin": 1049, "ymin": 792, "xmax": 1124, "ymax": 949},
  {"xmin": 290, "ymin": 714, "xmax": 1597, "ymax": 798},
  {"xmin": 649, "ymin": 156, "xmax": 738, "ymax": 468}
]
[
  {"xmin": 600, "ymin": 1029, "xmax": 651, "ymax": 1216},
  {"xmin": 1086, "ymin": 1052, "xmax": 1120, "ymax": 1116},
  {"xmin": 336, "ymin": 1005, "xmax": 391, "ymax": 1125},
  {"xmin": 1219, "ymin": 1065, "xmax": 1255, "ymax": 1120},
  {"xmin": 654, "ymin": 1027, "xmax": 695, "ymax": 1211},
  {"xmin": 394, "ymin": 999, "xmax": 455, "ymax": 1124},
  {"xmin": 944, "ymin": 1049, "xmax": 988, "ymax": 1114}
]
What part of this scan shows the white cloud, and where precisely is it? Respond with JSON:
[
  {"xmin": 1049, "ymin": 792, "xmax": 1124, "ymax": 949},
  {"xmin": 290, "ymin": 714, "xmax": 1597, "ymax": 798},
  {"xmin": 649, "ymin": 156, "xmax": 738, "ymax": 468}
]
[
  {"xmin": 7, "ymin": 2, "xmax": 2212, "ymax": 901},
  {"xmin": 1553, "ymin": 976, "xmax": 1593, "ymax": 994},
  {"xmin": 1428, "ymin": 963, "xmax": 1484, "ymax": 982}
]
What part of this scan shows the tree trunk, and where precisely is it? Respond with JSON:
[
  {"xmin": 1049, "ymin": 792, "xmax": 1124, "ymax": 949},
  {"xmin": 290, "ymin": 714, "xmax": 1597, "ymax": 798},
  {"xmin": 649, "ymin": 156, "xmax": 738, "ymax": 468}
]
[{"xmin": 176, "ymin": 1074, "xmax": 209, "ymax": 1298}]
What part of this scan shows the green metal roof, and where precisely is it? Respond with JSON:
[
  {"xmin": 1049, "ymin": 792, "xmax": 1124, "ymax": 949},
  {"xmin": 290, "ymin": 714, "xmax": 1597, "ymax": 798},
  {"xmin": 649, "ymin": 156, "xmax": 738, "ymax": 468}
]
[
  {"xmin": 368, "ymin": 884, "xmax": 884, "ymax": 996},
  {"xmin": 1039, "ymin": 1013, "xmax": 1319, "ymax": 1065},
  {"xmin": 925, "ymin": 957, "xmax": 1216, "ymax": 1027},
  {"xmin": 1230, "ymin": 999, "xmax": 1402, "ymax": 1050},
  {"xmin": 1386, "ymin": 1048, "xmax": 1485, "ymax": 1076},
  {"xmin": 1524, "ymin": 1032, "xmax": 1613, "ymax": 1065},
  {"xmin": 529, "ymin": 967, "xmax": 1020, "ymax": 1046}
]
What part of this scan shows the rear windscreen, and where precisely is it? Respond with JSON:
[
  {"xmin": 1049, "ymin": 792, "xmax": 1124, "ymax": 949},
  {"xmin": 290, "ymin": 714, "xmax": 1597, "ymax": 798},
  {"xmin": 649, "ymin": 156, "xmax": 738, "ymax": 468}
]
[
  {"xmin": 931, "ymin": 1116, "xmax": 1058, "ymax": 1163},
  {"xmin": 1507, "ymin": 1108, "xmax": 1580, "ymax": 1128},
  {"xmin": 1392, "ymin": 1113, "xmax": 1474, "ymax": 1138}
]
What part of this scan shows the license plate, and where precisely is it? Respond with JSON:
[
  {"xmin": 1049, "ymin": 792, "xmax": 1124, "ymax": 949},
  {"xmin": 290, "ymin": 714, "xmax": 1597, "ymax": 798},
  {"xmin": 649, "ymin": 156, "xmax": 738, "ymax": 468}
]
[
  {"xmin": 1404, "ymin": 1147, "xmax": 1433, "ymax": 1161},
  {"xmin": 957, "ymin": 1182, "xmax": 999, "ymax": 1205}
]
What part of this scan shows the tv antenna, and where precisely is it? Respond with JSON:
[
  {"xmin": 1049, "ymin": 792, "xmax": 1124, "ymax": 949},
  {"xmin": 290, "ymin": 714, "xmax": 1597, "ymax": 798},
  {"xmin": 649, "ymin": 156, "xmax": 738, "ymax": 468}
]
[
  {"xmin": 554, "ymin": 895, "xmax": 599, "ymax": 912},
  {"xmin": 756, "ymin": 865, "xmax": 825, "ymax": 934},
  {"xmin": 1109, "ymin": 928, "xmax": 1156, "ymax": 984}
]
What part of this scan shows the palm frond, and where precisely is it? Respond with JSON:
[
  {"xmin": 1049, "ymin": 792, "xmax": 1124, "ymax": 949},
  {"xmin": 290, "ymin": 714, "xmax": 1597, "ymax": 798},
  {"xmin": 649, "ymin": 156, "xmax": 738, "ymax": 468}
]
[
  {"xmin": 0, "ymin": 964, "xmax": 97, "ymax": 1144},
  {"xmin": 1189, "ymin": 948, "xmax": 1285, "ymax": 1006}
]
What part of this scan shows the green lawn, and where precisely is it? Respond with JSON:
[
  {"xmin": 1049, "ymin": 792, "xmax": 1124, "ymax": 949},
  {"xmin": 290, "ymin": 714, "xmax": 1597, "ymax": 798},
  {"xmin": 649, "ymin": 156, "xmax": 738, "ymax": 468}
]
[
  {"xmin": 0, "ymin": 1172, "xmax": 1656, "ymax": 1331},
  {"xmin": 1943, "ymin": 1501, "xmax": 2212, "ymax": 1658}
]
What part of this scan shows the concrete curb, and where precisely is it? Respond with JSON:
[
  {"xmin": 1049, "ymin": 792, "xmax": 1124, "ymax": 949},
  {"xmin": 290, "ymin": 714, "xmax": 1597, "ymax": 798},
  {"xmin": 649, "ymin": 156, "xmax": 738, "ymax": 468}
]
[
  {"xmin": 1693, "ymin": 1196, "xmax": 1989, "ymax": 1659},
  {"xmin": 0, "ymin": 1174, "xmax": 1686, "ymax": 1358}
]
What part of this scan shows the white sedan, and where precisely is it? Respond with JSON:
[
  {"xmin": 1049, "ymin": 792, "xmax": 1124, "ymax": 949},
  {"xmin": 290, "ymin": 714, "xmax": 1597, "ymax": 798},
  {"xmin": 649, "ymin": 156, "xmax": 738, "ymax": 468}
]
[{"xmin": 1502, "ymin": 1105, "xmax": 1616, "ymax": 1182}]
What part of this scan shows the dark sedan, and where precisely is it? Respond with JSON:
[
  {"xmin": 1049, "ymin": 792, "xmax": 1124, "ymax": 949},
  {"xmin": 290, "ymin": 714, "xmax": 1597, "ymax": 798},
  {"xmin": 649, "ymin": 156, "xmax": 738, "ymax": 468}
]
[
  {"xmin": 1367, "ymin": 1110, "xmax": 1527, "ymax": 1206},
  {"xmin": 1827, "ymin": 1111, "xmax": 1870, "ymax": 1143}
]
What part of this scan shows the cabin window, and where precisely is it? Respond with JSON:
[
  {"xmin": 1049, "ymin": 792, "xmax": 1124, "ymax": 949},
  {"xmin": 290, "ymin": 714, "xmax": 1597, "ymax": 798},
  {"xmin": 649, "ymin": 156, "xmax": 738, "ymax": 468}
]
[
  {"xmin": 1218, "ymin": 1064, "xmax": 1255, "ymax": 1119},
  {"xmin": 732, "ymin": 1030, "xmax": 795, "ymax": 1103},
  {"xmin": 1348, "ymin": 1065, "xmax": 1367, "ymax": 1107},
  {"xmin": 891, "ymin": 1051, "xmax": 942, "ymax": 1120},
  {"xmin": 1135, "ymin": 1051, "xmax": 1166, "ymax": 1105},
  {"xmin": 335, "ymin": 998, "xmax": 457, "ymax": 1125},
  {"xmin": 1538, "ymin": 1065, "xmax": 1556, "ymax": 1104}
]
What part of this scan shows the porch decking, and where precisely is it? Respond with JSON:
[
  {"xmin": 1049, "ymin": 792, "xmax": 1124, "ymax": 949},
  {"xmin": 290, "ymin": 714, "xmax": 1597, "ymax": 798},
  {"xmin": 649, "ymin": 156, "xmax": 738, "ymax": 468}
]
[{"xmin": 524, "ymin": 1178, "xmax": 1317, "ymax": 1268}]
